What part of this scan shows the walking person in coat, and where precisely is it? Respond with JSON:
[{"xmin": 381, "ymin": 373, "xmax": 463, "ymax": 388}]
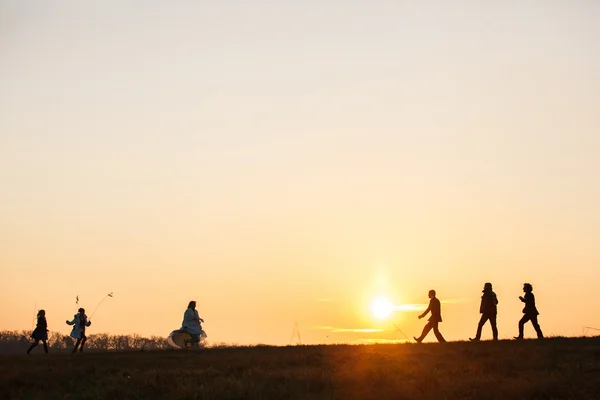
[
  {"xmin": 470, "ymin": 282, "xmax": 499, "ymax": 341},
  {"xmin": 181, "ymin": 301, "xmax": 206, "ymax": 347},
  {"xmin": 27, "ymin": 310, "xmax": 49, "ymax": 355},
  {"xmin": 66, "ymin": 308, "xmax": 91, "ymax": 353},
  {"xmin": 514, "ymin": 283, "xmax": 544, "ymax": 339},
  {"xmin": 414, "ymin": 290, "xmax": 446, "ymax": 343}
]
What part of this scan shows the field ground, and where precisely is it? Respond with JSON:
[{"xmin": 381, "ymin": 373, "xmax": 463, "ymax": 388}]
[{"xmin": 2, "ymin": 337, "xmax": 600, "ymax": 400}]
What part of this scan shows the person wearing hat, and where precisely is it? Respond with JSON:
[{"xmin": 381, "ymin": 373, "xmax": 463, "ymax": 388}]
[
  {"xmin": 470, "ymin": 282, "xmax": 499, "ymax": 341},
  {"xmin": 66, "ymin": 307, "xmax": 91, "ymax": 353},
  {"xmin": 514, "ymin": 283, "xmax": 544, "ymax": 339}
]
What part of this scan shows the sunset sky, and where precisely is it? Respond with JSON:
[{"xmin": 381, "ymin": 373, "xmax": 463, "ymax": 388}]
[{"xmin": 1, "ymin": 1, "xmax": 599, "ymax": 345}]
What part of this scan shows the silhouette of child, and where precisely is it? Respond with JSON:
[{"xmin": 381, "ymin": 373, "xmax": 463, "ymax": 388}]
[
  {"xmin": 66, "ymin": 308, "xmax": 91, "ymax": 352},
  {"xmin": 27, "ymin": 310, "xmax": 49, "ymax": 355}
]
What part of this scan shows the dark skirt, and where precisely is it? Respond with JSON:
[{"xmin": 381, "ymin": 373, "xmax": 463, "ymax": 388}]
[{"xmin": 31, "ymin": 327, "xmax": 48, "ymax": 341}]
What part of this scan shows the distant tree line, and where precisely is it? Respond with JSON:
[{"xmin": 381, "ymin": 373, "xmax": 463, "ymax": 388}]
[{"xmin": 0, "ymin": 330, "xmax": 172, "ymax": 354}]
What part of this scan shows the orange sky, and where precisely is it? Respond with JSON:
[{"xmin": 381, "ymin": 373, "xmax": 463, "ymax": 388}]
[{"xmin": 1, "ymin": 1, "xmax": 599, "ymax": 344}]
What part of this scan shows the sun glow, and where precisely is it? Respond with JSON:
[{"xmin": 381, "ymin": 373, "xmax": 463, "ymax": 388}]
[{"xmin": 370, "ymin": 296, "xmax": 394, "ymax": 319}]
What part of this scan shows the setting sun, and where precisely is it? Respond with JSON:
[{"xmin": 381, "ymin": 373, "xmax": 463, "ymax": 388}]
[{"xmin": 370, "ymin": 296, "xmax": 394, "ymax": 320}]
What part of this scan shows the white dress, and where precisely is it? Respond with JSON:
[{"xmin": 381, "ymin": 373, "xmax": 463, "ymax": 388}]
[{"xmin": 181, "ymin": 308, "xmax": 203, "ymax": 335}]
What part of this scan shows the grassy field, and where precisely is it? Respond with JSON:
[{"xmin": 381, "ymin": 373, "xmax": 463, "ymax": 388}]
[{"xmin": 2, "ymin": 337, "xmax": 600, "ymax": 400}]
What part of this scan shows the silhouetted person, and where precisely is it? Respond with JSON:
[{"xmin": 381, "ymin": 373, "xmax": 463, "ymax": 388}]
[
  {"xmin": 27, "ymin": 310, "xmax": 49, "ymax": 355},
  {"xmin": 414, "ymin": 290, "xmax": 446, "ymax": 343},
  {"xmin": 470, "ymin": 282, "xmax": 499, "ymax": 341},
  {"xmin": 66, "ymin": 307, "xmax": 91, "ymax": 353},
  {"xmin": 514, "ymin": 283, "xmax": 544, "ymax": 339},
  {"xmin": 181, "ymin": 301, "xmax": 206, "ymax": 347}
]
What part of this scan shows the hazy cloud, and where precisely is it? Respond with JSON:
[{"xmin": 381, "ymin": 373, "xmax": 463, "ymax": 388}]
[
  {"xmin": 316, "ymin": 326, "xmax": 384, "ymax": 333},
  {"xmin": 392, "ymin": 298, "xmax": 471, "ymax": 312},
  {"xmin": 394, "ymin": 303, "xmax": 427, "ymax": 312}
]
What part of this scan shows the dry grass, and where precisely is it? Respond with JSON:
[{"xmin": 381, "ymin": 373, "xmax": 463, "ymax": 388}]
[{"xmin": 2, "ymin": 337, "xmax": 600, "ymax": 399}]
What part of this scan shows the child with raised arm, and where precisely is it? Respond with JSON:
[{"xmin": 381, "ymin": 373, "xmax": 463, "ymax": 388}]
[{"xmin": 66, "ymin": 308, "xmax": 91, "ymax": 353}]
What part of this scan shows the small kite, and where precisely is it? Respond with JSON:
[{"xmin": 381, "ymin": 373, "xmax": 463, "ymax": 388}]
[{"xmin": 89, "ymin": 292, "xmax": 114, "ymax": 319}]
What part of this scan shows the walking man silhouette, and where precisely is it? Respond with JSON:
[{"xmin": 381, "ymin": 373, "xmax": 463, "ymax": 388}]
[
  {"xmin": 414, "ymin": 290, "xmax": 446, "ymax": 343},
  {"xmin": 514, "ymin": 283, "xmax": 544, "ymax": 339},
  {"xmin": 470, "ymin": 282, "xmax": 499, "ymax": 341}
]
